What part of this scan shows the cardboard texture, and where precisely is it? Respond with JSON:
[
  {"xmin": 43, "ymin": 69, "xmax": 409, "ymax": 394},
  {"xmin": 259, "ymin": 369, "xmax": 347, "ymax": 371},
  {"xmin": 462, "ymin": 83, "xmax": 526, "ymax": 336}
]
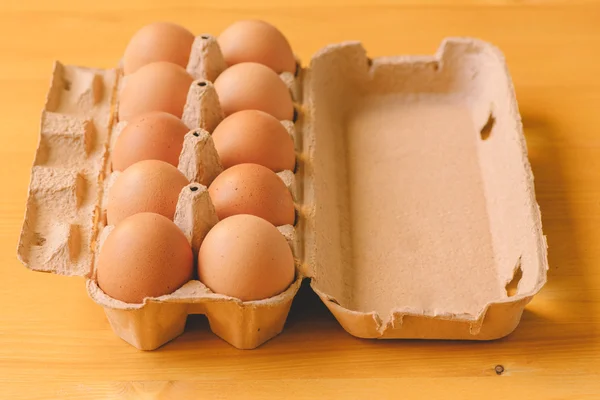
[{"xmin": 17, "ymin": 35, "xmax": 548, "ymax": 350}]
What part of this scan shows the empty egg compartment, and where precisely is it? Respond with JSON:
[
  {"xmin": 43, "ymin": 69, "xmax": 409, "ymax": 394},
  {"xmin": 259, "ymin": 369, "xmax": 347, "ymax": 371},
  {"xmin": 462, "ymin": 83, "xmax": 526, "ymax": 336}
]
[
  {"xmin": 301, "ymin": 38, "xmax": 547, "ymax": 340},
  {"xmin": 17, "ymin": 62, "xmax": 118, "ymax": 276},
  {"xmin": 90, "ymin": 34, "xmax": 305, "ymax": 350}
]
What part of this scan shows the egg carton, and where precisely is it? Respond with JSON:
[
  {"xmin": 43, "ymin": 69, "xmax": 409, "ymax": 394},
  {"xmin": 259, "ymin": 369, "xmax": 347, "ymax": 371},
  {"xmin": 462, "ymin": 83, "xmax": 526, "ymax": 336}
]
[{"xmin": 17, "ymin": 35, "xmax": 548, "ymax": 350}]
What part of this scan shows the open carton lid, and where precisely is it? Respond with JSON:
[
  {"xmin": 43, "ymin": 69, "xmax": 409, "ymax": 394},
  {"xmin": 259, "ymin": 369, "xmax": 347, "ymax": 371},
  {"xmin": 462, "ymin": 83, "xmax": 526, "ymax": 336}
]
[
  {"xmin": 17, "ymin": 36, "xmax": 548, "ymax": 348},
  {"xmin": 302, "ymin": 38, "xmax": 548, "ymax": 339}
]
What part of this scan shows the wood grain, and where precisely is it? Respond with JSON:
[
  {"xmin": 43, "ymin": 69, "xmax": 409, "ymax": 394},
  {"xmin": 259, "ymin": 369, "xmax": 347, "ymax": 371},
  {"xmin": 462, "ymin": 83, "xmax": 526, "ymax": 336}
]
[{"xmin": 1, "ymin": 0, "xmax": 599, "ymax": 398}]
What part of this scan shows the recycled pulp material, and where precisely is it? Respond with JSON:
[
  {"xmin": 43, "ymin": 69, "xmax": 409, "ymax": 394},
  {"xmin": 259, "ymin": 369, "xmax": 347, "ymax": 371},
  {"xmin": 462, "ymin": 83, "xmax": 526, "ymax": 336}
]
[{"xmin": 17, "ymin": 36, "xmax": 548, "ymax": 350}]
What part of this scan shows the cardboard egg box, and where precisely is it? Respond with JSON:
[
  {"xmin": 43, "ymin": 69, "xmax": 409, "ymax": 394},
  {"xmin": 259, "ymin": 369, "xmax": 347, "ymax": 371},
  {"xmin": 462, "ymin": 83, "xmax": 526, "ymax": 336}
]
[{"xmin": 17, "ymin": 34, "xmax": 548, "ymax": 350}]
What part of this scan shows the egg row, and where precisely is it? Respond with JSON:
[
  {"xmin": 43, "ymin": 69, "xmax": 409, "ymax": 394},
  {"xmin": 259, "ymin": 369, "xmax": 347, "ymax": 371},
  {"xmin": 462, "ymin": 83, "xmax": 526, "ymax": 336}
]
[
  {"xmin": 123, "ymin": 20, "xmax": 296, "ymax": 76},
  {"xmin": 107, "ymin": 161, "xmax": 295, "ymax": 227},
  {"xmin": 113, "ymin": 110, "xmax": 295, "ymax": 174},
  {"xmin": 97, "ymin": 20, "xmax": 299, "ymax": 305},
  {"xmin": 118, "ymin": 21, "xmax": 296, "ymax": 122},
  {"xmin": 118, "ymin": 62, "xmax": 294, "ymax": 122},
  {"xmin": 97, "ymin": 212, "xmax": 294, "ymax": 304}
]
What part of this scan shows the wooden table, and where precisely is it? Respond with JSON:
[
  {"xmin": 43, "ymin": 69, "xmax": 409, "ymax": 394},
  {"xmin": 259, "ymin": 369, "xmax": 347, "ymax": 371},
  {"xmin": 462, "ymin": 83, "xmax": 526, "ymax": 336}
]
[{"xmin": 1, "ymin": 1, "xmax": 599, "ymax": 398}]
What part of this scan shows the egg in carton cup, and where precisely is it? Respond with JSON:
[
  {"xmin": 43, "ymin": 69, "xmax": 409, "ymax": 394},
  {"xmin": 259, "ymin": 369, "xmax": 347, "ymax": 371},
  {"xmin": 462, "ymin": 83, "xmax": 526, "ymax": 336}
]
[
  {"xmin": 18, "ymin": 31, "xmax": 548, "ymax": 350},
  {"xmin": 18, "ymin": 33, "xmax": 304, "ymax": 350}
]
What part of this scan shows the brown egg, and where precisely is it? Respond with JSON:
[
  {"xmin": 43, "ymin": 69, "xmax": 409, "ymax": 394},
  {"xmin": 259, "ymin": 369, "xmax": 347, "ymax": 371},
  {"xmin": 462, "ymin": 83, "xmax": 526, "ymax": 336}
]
[
  {"xmin": 213, "ymin": 62, "xmax": 293, "ymax": 121},
  {"xmin": 107, "ymin": 160, "xmax": 189, "ymax": 225},
  {"xmin": 112, "ymin": 111, "xmax": 189, "ymax": 171},
  {"xmin": 212, "ymin": 110, "xmax": 295, "ymax": 172},
  {"xmin": 198, "ymin": 214, "xmax": 295, "ymax": 301},
  {"xmin": 218, "ymin": 20, "xmax": 296, "ymax": 74},
  {"xmin": 119, "ymin": 61, "xmax": 193, "ymax": 121},
  {"xmin": 208, "ymin": 163, "xmax": 295, "ymax": 226},
  {"xmin": 123, "ymin": 22, "xmax": 194, "ymax": 75},
  {"xmin": 97, "ymin": 212, "xmax": 193, "ymax": 303}
]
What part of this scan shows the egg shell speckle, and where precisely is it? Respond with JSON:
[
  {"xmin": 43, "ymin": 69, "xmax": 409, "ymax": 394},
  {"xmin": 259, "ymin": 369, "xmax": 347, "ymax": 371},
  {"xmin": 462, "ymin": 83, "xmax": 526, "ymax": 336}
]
[
  {"xmin": 97, "ymin": 212, "xmax": 194, "ymax": 304},
  {"xmin": 208, "ymin": 163, "xmax": 295, "ymax": 226},
  {"xmin": 211, "ymin": 110, "xmax": 295, "ymax": 172},
  {"xmin": 119, "ymin": 61, "xmax": 193, "ymax": 121},
  {"xmin": 107, "ymin": 159, "xmax": 189, "ymax": 225},
  {"xmin": 123, "ymin": 22, "xmax": 195, "ymax": 75},
  {"xmin": 112, "ymin": 111, "xmax": 189, "ymax": 171},
  {"xmin": 213, "ymin": 62, "xmax": 294, "ymax": 121},
  {"xmin": 198, "ymin": 214, "xmax": 295, "ymax": 301},
  {"xmin": 217, "ymin": 20, "xmax": 296, "ymax": 74}
]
